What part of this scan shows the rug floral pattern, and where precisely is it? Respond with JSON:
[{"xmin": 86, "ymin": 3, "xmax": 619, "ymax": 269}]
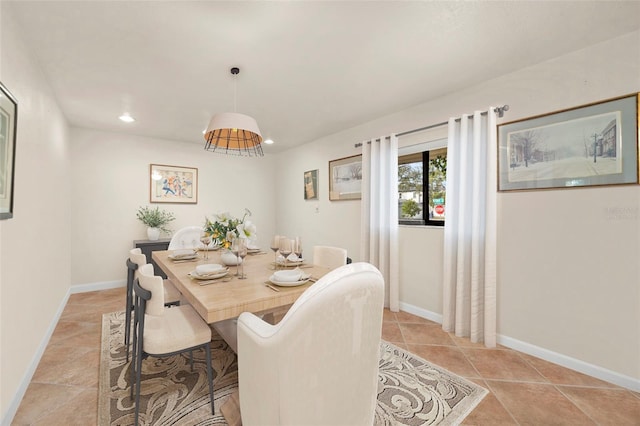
[{"xmin": 99, "ymin": 311, "xmax": 486, "ymax": 425}]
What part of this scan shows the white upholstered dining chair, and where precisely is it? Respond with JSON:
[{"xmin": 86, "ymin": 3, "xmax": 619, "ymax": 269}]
[
  {"xmin": 125, "ymin": 248, "xmax": 181, "ymax": 361},
  {"xmin": 131, "ymin": 264, "xmax": 214, "ymax": 426},
  {"xmin": 312, "ymin": 245, "xmax": 348, "ymax": 270},
  {"xmin": 168, "ymin": 225, "xmax": 204, "ymax": 250},
  {"xmin": 237, "ymin": 262, "xmax": 384, "ymax": 425}
]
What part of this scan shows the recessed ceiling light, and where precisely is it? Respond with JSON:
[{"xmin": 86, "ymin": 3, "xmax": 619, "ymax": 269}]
[
  {"xmin": 263, "ymin": 139, "xmax": 274, "ymax": 145},
  {"xmin": 119, "ymin": 113, "xmax": 135, "ymax": 123}
]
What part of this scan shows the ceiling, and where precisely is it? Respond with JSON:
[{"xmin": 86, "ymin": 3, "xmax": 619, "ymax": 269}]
[{"xmin": 6, "ymin": 1, "xmax": 640, "ymax": 154}]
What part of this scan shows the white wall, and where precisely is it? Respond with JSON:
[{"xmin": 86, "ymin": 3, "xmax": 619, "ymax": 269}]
[
  {"xmin": 0, "ymin": 5, "xmax": 71, "ymax": 420},
  {"xmin": 70, "ymin": 128, "xmax": 277, "ymax": 286},
  {"xmin": 276, "ymin": 30, "xmax": 640, "ymax": 385}
]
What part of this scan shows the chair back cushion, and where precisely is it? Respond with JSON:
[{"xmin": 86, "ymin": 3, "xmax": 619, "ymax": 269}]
[
  {"xmin": 168, "ymin": 226, "xmax": 203, "ymax": 250},
  {"xmin": 312, "ymin": 245, "xmax": 348, "ymax": 270},
  {"xmin": 238, "ymin": 262, "xmax": 384, "ymax": 425},
  {"xmin": 129, "ymin": 248, "xmax": 147, "ymax": 280},
  {"xmin": 137, "ymin": 263, "xmax": 165, "ymax": 316}
]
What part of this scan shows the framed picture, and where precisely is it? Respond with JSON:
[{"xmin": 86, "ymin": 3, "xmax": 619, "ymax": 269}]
[
  {"xmin": 304, "ymin": 169, "xmax": 319, "ymax": 200},
  {"xmin": 329, "ymin": 155, "xmax": 362, "ymax": 201},
  {"xmin": 149, "ymin": 164, "xmax": 198, "ymax": 204},
  {"xmin": 498, "ymin": 93, "xmax": 639, "ymax": 191},
  {"xmin": 0, "ymin": 82, "xmax": 17, "ymax": 220}
]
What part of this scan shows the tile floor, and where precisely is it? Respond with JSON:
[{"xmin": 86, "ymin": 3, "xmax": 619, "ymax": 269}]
[{"xmin": 11, "ymin": 287, "xmax": 640, "ymax": 425}]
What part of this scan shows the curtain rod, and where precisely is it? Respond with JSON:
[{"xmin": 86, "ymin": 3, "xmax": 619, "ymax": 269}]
[{"xmin": 354, "ymin": 105, "xmax": 509, "ymax": 148}]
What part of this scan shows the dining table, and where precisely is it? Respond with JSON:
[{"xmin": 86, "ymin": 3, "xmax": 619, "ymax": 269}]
[{"xmin": 152, "ymin": 248, "xmax": 331, "ymax": 324}]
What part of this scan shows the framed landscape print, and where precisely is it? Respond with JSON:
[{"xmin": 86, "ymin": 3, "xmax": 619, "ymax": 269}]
[
  {"xmin": 498, "ymin": 93, "xmax": 639, "ymax": 191},
  {"xmin": 329, "ymin": 155, "xmax": 362, "ymax": 201},
  {"xmin": 304, "ymin": 169, "xmax": 319, "ymax": 200},
  {"xmin": 0, "ymin": 82, "xmax": 17, "ymax": 219},
  {"xmin": 150, "ymin": 164, "xmax": 198, "ymax": 204}
]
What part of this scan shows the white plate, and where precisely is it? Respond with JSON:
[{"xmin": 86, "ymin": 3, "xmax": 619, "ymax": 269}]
[
  {"xmin": 169, "ymin": 253, "xmax": 198, "ymax": 260},
  {"xmin": 269, "ymin": 273, "xmax": 311, "ymax": 287},
  {"xmin": 189, "ymin": 269, "xmax": 229, "ymax": 280},
  {"xmin": 247, "ymin": 248, "xmax": 261, "ymax": 253}
]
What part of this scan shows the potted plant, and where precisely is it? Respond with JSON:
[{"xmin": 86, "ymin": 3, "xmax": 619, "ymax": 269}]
[{"xmin": 136, "ymin": 206, "xmax": 175, "ymax": 240}]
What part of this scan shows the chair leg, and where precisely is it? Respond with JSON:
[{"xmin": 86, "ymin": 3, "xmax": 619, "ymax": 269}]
[
  {"xmin": 134, "ymin": 342, "xmax": 144, "ymax": 425},
  {"xmin": 125, "ymin": 282, "xmax": 133, "ymax": 362},
  {"xmin": 189, "ymin": 349, "xmax": 194, "ymax": 372},
  {"xmin": 205, "ymin": 343, "xmax": 214, "ymax": 415}
]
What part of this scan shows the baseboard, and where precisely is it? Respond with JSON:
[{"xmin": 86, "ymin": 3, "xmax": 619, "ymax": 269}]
[
  {"xmin": 397, "ymin": 302, "xmax": 640, "ymax": 393},
  {"xmin": 1, "ymin": 288, "xmax": 71, "ymax": 426},
  {"xmin": 70, "ymin": 279, "xmax": 126, "ymax": 293},
  {"xmin": 497, "ymin": 335, "xmax": 640, "ymax": 392},
  {"xmin": 1, "ymin": 279, "xmax": 126, "ymax": 425},
  {"xmin": 398, "ymin": 301, "xmax": 443, "ymax": 324}
]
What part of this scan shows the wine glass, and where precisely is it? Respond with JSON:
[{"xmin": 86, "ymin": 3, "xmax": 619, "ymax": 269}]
[
  {"xmin": 237, "ymin": 239, "xmax": 248, "ymax": 279},
  {"xmin": 270, "ymin": 235, "xmax": 281, "ymax": 270},
  {"xmin": 200, "ymin": 232, "xmax": 212, "ymax": 261},
  {"xmin": 230, "ymin": 238, "xmax": 241, "ymax": 277},
  {"xmin": 279, "ymin": 238, "xmax": 292, "ymax": 269},
  {"xmin": 293, "ymin": 236, "xmax": 302, "ymax": 261}
]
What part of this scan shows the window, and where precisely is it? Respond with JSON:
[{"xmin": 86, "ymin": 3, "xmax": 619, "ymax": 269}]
[{"xmin": 398, "ymin": 147, "xmax": 447, "ymax": 226}]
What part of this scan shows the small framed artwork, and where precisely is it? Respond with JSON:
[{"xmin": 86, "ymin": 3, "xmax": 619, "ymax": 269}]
[
  {"xmin": 498, "ymin": 93, "xmax": 639, "ymax": 191},
  {"xmin": 329, "ymin": 154, "xmax": 362, "ymax": 201},
  {"xmin": 0, "ymin": 81, "xmax": 18, "ymax": 220},
  {"xmin": 304, "ymin": 169, "xmax": 319, "ymax": 200},
  {"xmin": 150, "ymin": 164, "xmax": 198, "ymax": 204}
]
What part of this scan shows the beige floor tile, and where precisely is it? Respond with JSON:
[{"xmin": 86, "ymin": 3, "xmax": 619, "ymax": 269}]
[
  {"xmin": 12, "ymin": 383, "xmax": 85, "ymax": 425},
  {"xmin": 559, "ymin": 386, "xmax": 640, "ymax": 425},
  {"xmin": 50, "ymin": 321, "xmax": 102, "ymax": 348},
  {"xmin": 406, "ymin": 344, "xmax": 480, "ymax": 378},
  {"xmin": 487, "ymin": 381, "xmax": 597, "ymax": 425},
  {"xmin": 381, "ymin": 321, "xmax": 404, "ymax": 344},
  {"xmin": 461, "ymin": 347, "xmax": 547, "ymax": 382},
  {"xmin": 462, "ymin": 379, "xmax": 517, "ymax": 425},
  {"xmin": 32, "ymin": 347, "xmax": 100, "ymax": 387},
  {"xmin": 394, "ymin": 310, "xmax": 435, "ymax": 324},
  {"xmin": 31, "ymin": 387, "xmax": 98, "ymax": 426},
  {"xmin": 400, "ymin": 323, "xmax": 456, "ymax": 345},
  {"xmin": 519, "ymin": 352, "xmax": 621, "ymax": 388},
  {"xmin": 382, "ymin": 308, "xmax": 397, "ymax": 322}
]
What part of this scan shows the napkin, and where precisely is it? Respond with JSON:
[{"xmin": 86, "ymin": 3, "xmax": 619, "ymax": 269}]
[
  {"xmin": 276, "ymin": 253, "xmax": 301, "ymax": 263},
  {"xmin": 172, "ymin": 249, "xmax": 197, "ymax": 258}
]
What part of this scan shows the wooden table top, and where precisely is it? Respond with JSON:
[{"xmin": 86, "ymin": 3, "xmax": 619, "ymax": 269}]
[{"xmin": 152, "ymin": 249, "xmax": 331, "ymax": 324}]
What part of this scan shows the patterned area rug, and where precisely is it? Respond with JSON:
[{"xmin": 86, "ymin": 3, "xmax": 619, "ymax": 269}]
[{"xmin": 99, "ymin": 311, "xmax": 486, "ymax": 425}]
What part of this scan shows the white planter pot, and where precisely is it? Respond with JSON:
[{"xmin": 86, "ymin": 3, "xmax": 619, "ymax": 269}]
[
  {"xmin": 147, "ymin": 227, "xmax": 161, "ymax": 241},
  {"xmin": 220, "ymin": 249, "xmax": 242, "ymax": 266}
]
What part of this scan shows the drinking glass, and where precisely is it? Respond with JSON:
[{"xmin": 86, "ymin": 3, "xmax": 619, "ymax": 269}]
[
  {"xmin": 200, "ymin": 232, "xmax": 212, "ymax": 261},
  {"xmin": 237, "ymin": 239, "xmax": 248, "ymax": 279},
  {"xmin": 293, "ymin": 236, "xmax": 302, "ymax": 261},
  {"xmin": 230, "ymin": 239, "xmax": 241, "ymax": 277},
  {"xmin": 270, "ymin": 235, "xmax": 281, "ymax": 270},
  {"xmin": 279, "ymin": 238, "xmax": 292, "ymax": 269}
]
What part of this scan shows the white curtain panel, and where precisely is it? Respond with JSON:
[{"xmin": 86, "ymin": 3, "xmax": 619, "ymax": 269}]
[
  {"xmin": 360, "ymin": 135, "xmax": 400, "ymax": 311},
  {"xmin": 443, "ymin": 110, "xmax": 497, "ymax": 348}
]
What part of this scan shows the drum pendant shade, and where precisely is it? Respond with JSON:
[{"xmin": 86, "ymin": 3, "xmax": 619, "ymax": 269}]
[{"xmin": 203, "ymin": 68, "xmax": 264, "ymax": 157}]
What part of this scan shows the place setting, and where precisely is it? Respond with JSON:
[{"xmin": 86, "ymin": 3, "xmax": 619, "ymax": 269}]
[
  {"xmin": 168, "ymin": 248, "xmax": 199, "ymax": 262},
  {"xmin": 269, "ymin": 235, "xmax": 306, "ymax": 269},
  {"xmin": 266, "ymin": 267, "xmax": 315, "ymax": 289},
  {"xmin": 188, "ymin": 263, "xmax": 232, "ymax": 285}
]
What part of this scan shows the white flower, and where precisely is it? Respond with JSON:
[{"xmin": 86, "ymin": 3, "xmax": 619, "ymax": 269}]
[{"xmin": 237, "ymin": 220, "xmax": 256, "ymax": 239}]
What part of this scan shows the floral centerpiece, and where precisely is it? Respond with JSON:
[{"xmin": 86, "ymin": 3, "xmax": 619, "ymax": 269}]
[{"xmin": 203, "ymin": 208, "xmax": 256, "ymax": 249}]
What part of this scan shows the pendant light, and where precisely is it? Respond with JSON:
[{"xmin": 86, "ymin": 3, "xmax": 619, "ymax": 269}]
[{"xmin": 204, "ymin": 67, "xmax": 263, "ymax": 157}]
